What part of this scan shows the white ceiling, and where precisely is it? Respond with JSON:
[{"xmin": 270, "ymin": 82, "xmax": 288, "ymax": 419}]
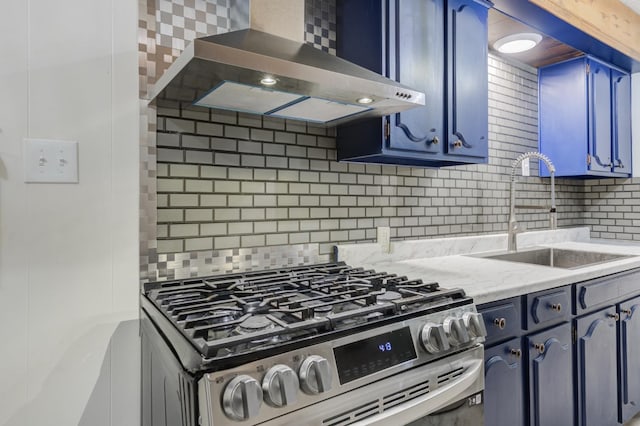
[{"xmin": 620, "ymin": 0, "xmax": 640, "ymax": 15}]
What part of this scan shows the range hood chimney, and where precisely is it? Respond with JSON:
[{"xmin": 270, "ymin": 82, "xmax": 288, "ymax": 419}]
[{"xmin": 148, "ymin": 0, "xmax": 425, "ymax": 126}]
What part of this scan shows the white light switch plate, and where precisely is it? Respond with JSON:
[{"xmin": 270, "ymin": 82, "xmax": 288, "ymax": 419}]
[
  {"xmin": 377, "ymin": 226, "xmax": 391, "ymax": 253},
  {"xmin": 24, "ymin": 138, "xmax": 79, "ymax": 183}
]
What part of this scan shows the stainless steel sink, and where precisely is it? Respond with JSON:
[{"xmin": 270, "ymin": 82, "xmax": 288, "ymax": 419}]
[{"xmin": 476, "ymin": 248, "xmax": 631, "ymax": 269}]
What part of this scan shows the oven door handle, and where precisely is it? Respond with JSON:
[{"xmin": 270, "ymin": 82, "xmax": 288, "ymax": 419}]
[{"xmin": 352, "ymin": 358, "xmax": 483, "ymax": 426}]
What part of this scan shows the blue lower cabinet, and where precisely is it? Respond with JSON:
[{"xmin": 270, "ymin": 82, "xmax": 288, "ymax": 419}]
[
  {"xmin": 619, "ymin": 297, "xmax": 640, "ymax": 423},
  {"xmin": 526, "ymin": 323, "xmax": 573, "ymax": 426},
  {"xmin": 575, "ymin": 307, "xmax": 619, "ymax": 426},
  {"xmin": 484, "ymin": 338, "xmax": 524, "ymax": 426}
]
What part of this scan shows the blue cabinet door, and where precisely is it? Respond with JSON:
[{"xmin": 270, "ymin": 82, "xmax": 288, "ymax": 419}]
[
  {"xmin": 387, "ymin": 0, "xmax": 444, "ymax": 156},
  {"xmin": 576, "ymin": 307, "xmax": 618, "ymax": 426},
  {"xmin": 446, "ymin": 0, "xmax": 489, "ymax": 160},
  {"xmin": 526, "ymin": 322, "xmax": 573, "ymax": 426},
  {"xmin": 612, "ymin": 69, "xmax": 632, "ymax": 173},
  {"xmin": 619, "ymin": 297, "xmax": 640, "ymax": 423},
  {"xmin": 484, "ymin": 338, "xmax": 525, "ymax": 426},
  {"xmin": 588, "ymin": 59, "xmax": 613, "ymax": 174}
]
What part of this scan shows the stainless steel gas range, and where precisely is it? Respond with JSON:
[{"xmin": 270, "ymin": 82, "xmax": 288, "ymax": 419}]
[{"xmin": 141, "ymin": 262, "xmax": 486, "ymax": 426}]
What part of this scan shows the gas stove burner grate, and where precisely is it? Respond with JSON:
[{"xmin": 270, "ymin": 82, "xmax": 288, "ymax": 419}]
[{"xmin": 143, "ymin": 262, "xmax": 468, "ymax": 359}]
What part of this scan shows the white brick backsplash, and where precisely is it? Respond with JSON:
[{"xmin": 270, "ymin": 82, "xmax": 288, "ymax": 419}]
[
  {"xmin": 197, "ymin": 122, "xmax": 223, "ymax": 137},
  {"xmin": 170, "ymin": 224, "xmax": 199, "ymax": 237},
  {"xmin": 155, "ymin": 53, "xmax": 592, "ymax": 257},
  {"xmin": 170, "ymin": 164, "xmax": 199, "ymax": 177},
  {"xmin": 215, "ymin": 236, "xmax": 241, "ymax": 249},
  {"xmin": 200, "ymin": 223, "xmax": 227, "ymax": 235},
  {"xmin": 157, "ymin": 178, "xmax": 184, "ymax": 192},
  {"xmin": 158, "ymin": 132, "xmax": 180, "ymax": 147},
  {"xmin": 166, "ymin": 118, "xmax": 195, "ymax": 133},
  {"xmin": 158, "ymin": 148, "xmax": 184, "ymax": 163},
  {"xmin": 184, "ymin": 237, "xmax": 213, "ymax": 251},
  {"xmin": 228, "ymin": 195, "xmax": 253, "ymax": 207},
  {"xmin": 266, "ymin": 233, "xmax": 288, "ymax": 246},
  {"xmin": 241, "ymin": 234, "xmax": 266, "ymax": 247},
  {"xmin": 185, "ymin": 179, "xmax": 213, "ymax": 193},
  {"xmin": 228, "ymin": 168, "xmax": 253, "ymax": 180},
  {"xmin": 200, "ymin": 194, "xmax": 227, "ymax": 207},
  {"xmin": 201, "ymin": 165, "xmax": 226, "ymax": 179},
  {"xmin": 185, "ymin": 209, "xmax": 213, "ymax": 222},
  {"xmin": 170, "ymin": 194, "xmax": 198, "ymax": 207}
]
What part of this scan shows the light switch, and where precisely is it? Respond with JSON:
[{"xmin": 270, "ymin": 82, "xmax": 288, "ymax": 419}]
[{"xmin": 24, "ymin": 138, "xmax": 79, "ymax": 183}]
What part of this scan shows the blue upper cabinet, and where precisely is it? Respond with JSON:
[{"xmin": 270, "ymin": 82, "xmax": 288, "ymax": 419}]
[
  {"xmin": 539, "ymin": 56, "xmax": 632, "ymax": 178},
  {"xmin": 446, "ymin": 0, "xmax": 489, "ymax": 159},
  {"xmin": 336, "ymin": 0, "xmax": 490, "ymax": 167}
]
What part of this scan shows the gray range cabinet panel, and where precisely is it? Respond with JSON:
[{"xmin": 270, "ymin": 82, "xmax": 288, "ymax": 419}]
[
  {"xmin": 484, "ymin": 337, "xmax": 525, "ymax": 426},
  {"xmin": 575, "ymin": 306, "xmax": 619, "ymax": 426},
  {"xmin": 525, "ymin": 322, "xmax": 574, "ymax": 426},
  {"xmin": 335, "ymin": 0, "xmax": 489, "ymax": 167},
  {"xmin": 619, "ymin": 296, "xmax": 640, "ymax": 424},
  {"xmin": 538, "ymin": 56, "xmax": 632, "ymax": 178}
]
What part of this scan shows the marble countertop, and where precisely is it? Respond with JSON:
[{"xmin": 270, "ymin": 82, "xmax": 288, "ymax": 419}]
[{"xmin": 335, "ymin": 228, "xmax": 640, "ymax": 305}]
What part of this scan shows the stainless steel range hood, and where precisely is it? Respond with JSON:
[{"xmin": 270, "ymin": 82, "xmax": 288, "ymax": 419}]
[{"xmin": 148, "ymin": 1, "xmax": 425, "ymax": 126}]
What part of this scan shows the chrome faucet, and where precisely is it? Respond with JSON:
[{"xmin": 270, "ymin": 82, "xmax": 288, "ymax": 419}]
[{"xmin": 508, "ymin": 152, "xmax": 557, "ymax": 252}]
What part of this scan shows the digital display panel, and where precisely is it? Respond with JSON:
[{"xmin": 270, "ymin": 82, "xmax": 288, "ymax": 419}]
[{"xmin": 333, "ymin": 327, "xmax": 417, "ymax": 384}]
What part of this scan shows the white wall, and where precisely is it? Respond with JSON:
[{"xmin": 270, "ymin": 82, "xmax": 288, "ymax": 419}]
[
  {"xmin": 0, "ymin": 1, "xmax": 140, "ymax": 425},
  {"xmin": 633, "ymin": 73, "xmax": 640, "ymax": 176}
]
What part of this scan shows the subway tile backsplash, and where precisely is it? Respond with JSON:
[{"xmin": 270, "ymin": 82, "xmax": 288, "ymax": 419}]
[{"xmin": 155, "ymin": 54, "xmax": 586, "ymax": 266}]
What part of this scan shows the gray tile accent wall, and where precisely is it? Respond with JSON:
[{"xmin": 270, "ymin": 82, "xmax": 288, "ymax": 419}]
[
  {"xmin": 584, "ymin": 178, "xmax": 640, "ymax": 241},
  {"xmin": 154, "ymin": 54, "xmax": 586, "ymax": 271}
]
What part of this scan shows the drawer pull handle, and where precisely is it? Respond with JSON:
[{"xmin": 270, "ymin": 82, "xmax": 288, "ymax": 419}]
[
  {"xmin": 608, "ymin": 313, "xmax": 620, "ymax": 321},
  {"xmin": 533, "ymin": 343, "xmax": 545, "ymax": 354},
  {"xmin": 549, "ymin": 303, "xmax": 562, "ymax": 312},
  {"xmin": 510, "ymin": 348, "xmax": 522, "ymax": 358},
  {"xmin": 622, "ymin": 309, "xmax": 632, "ymax": 316},
  {"xmin": 494, "ymin": 318, "xmax": 506, "ymax": 330}
]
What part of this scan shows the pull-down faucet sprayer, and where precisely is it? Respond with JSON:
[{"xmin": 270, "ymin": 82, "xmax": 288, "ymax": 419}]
[{"xmin": 508, "ymin": 152, "xmax": 557, "ymax": 252}]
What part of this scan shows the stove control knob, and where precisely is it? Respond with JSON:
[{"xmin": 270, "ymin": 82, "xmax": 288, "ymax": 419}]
[
  {"xmin": 222, "ymin": 375, "xmax": 263, "ymax": 421},
  {"xmin": 443, "ymin": 317, "xmax": 470, "ymax": 346},
  {"xmin": 262, "ymin": 364, "xmax": 299, "ymax": 408},
  {"xmin": 299, "ymin": 355, "xmax": 332, "ymax": 395},
  {"xmin": 463, "ymin": 312, "xmax": 487, "ymax": 338},
  {"xmin": 420, "ymin": 323, "xmax": 450, "ymax": 354}
]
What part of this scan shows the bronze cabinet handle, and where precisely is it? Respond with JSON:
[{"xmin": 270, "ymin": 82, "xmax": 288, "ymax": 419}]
[
  {"xmin": 608, "ymin": 313, "xmax": 620, "ymax": 321},
  {"xmin": 549, "ymin": 303, "xmax": 562, "ymax": 312},
  {"xmin": 533, "ymin": 343, "xmax": 545, "ymax": 354},
  {"xmin": 494, "ymin": 318, "xmax": 506, "ymax": 330},
  {"xmin": 622, "ymin": 308, "xmax": 632, "ymax": 316},
  {"xmin": 510, "ymin": 348, "xmax": 522, "ymax": 358}
]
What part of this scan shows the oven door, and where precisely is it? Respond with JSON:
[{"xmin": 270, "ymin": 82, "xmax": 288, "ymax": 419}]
[{"xmin": 261, "ymin": 345, "xmax": 484, "ymax": 426}]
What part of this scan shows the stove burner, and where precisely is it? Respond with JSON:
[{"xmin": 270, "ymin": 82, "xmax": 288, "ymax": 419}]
[
  {"xmin": 236, "ymin": 315, "xmax": 274, "ymax": 334},
  {"xmin": 377, "ymin": 290, "xmax": 402, "ymax": 303}
]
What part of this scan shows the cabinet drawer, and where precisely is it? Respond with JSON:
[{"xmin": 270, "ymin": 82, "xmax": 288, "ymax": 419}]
[
  {"xmin": 575, "ymin": 268, "xmax": 640, "ymax": 315},
  {"xmin": 524, "ymin": 286, "xmax": 570, "ymax": 331},
  {"xmin": 478, "ymin": 297, "xmax": 521, "ymax": 346}
]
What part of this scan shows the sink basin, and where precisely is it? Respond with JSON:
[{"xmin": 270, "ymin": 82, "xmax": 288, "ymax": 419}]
[{"xmin": 476, "ymin": 248, "xmax": 631, "ymax": 269}]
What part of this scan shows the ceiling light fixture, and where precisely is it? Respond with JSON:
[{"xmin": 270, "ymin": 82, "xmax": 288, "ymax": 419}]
[
  {"xmin": 494, "ymin": 33, "xmax": 542, "ymax": 54},
  {"xmin": 260, "ymin": 76, "xmax": 277, "ymax": 86},
  {"xmin": 357, "ymin": 97, "xmax": 373, "ymax": 104}
]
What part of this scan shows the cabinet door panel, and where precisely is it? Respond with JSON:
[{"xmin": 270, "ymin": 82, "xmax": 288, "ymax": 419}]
[
  {"xmin": 484, "ymin": 338, "xmax": 525, "ymax": 426},
  {"xmin": 446, "ymin": 0, "xmax": 488, "ymax": 159},
  {"xmin": 526, "ymin": 323, "xmax": 573, "ymax": 426},
  {"xmin": 612, "ymin": 69, "xmax": 632, "ymax": 173},
  {"xmin": 576, "ymin": 307, "xmax": 618, "ymax": 426},
  {"xmin": 479, "ymin": 298, "xmax": 521, "ymax": 346},
  {"xmin": 588, "ymin": 60, "xmax": 612, "ymax": 173},
  {"xmin": 387, "ymin": 0, "xmax": 444, "ymax": 155},
  {"xmin": 619, "ymin": 297, "xmax": 640, "ymax": 423}
]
